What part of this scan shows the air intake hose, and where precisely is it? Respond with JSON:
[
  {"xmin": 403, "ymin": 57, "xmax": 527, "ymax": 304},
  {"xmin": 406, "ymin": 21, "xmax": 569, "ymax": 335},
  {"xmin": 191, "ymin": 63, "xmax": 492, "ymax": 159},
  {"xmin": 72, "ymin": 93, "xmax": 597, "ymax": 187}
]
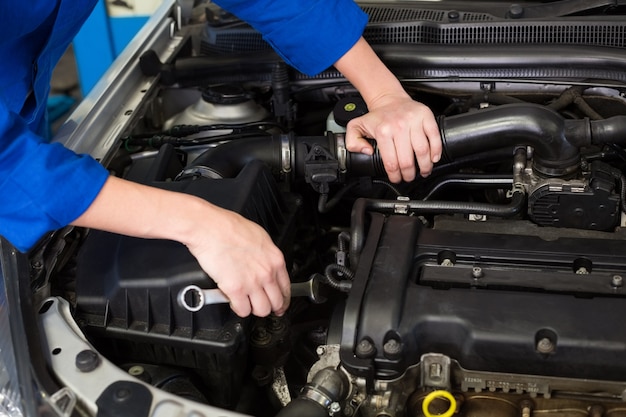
[
  {"xmin": 187, "ymin": 103, "xmax": 626, "ymax": 180},
  {"xmin": 440, "ymin": 103, "xmax": 586, "ymax": 176}
]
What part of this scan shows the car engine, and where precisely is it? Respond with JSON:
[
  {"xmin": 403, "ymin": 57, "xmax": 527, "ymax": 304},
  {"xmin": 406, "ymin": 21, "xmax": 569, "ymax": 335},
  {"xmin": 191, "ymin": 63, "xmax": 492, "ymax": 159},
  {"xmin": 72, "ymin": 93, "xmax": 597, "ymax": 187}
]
[{"xmin": 38, "ymin": 2, "xmax": 626, "ymax": 417}]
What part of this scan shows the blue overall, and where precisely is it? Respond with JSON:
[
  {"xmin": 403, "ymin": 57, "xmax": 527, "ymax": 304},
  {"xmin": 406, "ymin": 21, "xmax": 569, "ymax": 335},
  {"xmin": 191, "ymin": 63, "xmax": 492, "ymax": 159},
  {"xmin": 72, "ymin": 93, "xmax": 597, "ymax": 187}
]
[{"xmin": 0, "ymin": 0, "xmax": 367, "ymax": 251}]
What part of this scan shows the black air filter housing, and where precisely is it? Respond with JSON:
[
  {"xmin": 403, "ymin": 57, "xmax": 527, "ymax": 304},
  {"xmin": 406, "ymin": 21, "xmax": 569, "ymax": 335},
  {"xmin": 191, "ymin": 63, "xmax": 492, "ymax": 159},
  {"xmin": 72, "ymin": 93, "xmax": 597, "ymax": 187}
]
[{"xmin": 74, "ymin": 145, "xmax": 299, "ymax": 406}]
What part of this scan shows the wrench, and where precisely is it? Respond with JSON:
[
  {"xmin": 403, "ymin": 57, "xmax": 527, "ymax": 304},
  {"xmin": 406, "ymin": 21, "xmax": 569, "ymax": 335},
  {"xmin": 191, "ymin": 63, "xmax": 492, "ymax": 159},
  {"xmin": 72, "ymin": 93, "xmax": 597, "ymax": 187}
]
[{"xmin": 177, "ymin": 274, "xmax": 325, "ymax": 312}]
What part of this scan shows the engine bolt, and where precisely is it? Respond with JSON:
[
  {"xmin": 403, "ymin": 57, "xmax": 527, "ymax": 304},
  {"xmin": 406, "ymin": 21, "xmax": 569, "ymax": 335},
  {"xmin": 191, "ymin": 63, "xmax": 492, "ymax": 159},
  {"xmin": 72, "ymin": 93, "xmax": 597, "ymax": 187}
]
[
  {"xmin": 355, "ymin": 339, "xmax": 376, "ymax": 358},
  {"xmin": 536, "ymin": 337, "xmax": 555, "ymax": 354},
  {"xmin": 268, "ymin": 315, "xmax": 286, "ymax": 333},
  {"xmin": 612, "ymin": 275, "xmax": 623, "ymax": 288},
  {"xmin": 472, "ymin": 266, "xmax": 483, "ymax": 279},
  {"xmin": 316, "ymin": 346, "xmax": 326, "ymax": 357},
  {"xmin": 383, "ymin": 338, "xmax": 402, "ymax": 359},
  {"xmin": 329, "ymin": 402, "xmax": 342, "ymax": 415},
  {"xmin": 440, "ymin": 259, "xmax": 454, "ymax": 267},
  {"xmin": 252, "ymin": 327, "xmax": 271, "ymax": 346},
  {"xmin": 575, "ymin": 267, "xmax": 589, "ymax": 275}
]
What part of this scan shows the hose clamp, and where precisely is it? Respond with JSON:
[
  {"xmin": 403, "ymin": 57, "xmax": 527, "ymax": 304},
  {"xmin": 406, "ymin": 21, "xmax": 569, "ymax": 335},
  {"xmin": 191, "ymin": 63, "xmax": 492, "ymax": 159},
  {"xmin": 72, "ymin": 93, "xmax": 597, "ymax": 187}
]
[
  {"xmin": 281, "ymin": 134, "xmax": 292, "ymax": 173},
  {"xmin": 175, "ymin": 165, "xmax": 222, "ymax": 181},
  {"xmin": 394, "ymin": 196, "xmax": 411, "ymax": 215},
  {"xmin": 335, "ymin": 133, "xmax": 347, "ymax": 173},
  {"xmin": 301, "ymin": 386, "xmax": 332, "ymax": 408}
]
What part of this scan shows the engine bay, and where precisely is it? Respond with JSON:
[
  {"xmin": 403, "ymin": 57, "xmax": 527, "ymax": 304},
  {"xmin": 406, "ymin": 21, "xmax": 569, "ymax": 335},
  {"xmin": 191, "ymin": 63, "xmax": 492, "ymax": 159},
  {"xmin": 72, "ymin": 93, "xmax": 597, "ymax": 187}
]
[{"xmin": 38, "ymin": 2, "xmax": 626, "ymax": 416}]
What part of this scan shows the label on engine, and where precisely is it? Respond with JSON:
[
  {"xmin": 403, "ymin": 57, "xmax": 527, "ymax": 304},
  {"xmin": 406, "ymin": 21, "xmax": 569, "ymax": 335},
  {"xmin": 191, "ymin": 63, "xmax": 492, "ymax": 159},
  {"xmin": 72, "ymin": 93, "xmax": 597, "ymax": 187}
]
[{"xmin": 462, "ymin": 376, "xmax": 548, "ymax": 397}]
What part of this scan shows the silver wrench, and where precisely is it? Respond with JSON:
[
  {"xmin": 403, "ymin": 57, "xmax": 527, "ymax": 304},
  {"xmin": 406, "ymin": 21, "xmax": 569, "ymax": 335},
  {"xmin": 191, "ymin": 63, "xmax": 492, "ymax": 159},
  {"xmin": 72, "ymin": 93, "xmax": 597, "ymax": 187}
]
[{"xmin": 177, "ymin": 274, "xmax": 324, "ymax": 312}]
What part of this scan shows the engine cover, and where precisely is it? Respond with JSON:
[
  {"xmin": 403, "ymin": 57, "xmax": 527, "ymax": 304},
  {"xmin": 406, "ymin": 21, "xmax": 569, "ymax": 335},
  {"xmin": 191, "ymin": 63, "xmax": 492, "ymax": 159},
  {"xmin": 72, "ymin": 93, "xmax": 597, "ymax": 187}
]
[{"xmin": 338, "ymin": 213, "xmax": 626, "ymax": 383}]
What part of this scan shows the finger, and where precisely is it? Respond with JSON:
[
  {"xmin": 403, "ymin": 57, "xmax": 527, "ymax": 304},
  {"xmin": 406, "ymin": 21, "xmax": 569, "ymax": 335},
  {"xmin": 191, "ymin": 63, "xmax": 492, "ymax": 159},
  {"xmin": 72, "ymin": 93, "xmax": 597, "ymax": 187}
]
[
  {"xmin": 277, "ymin": 266, "xmax": 291, "ymax": 299},
  {"xmin": 267, "ymin": 247, "xmax": 290, "ymax": 315},
  {"xmin": 248, "ymin": 289, "xmax": 273, "ymax": 317},
  {"xmin": 423, "ymin": 116, "xmax": 443, "ymax": 163},
  {"xmin": 228, "ymin": 292, "xmax": 252, "ymax": 318},
  {"xmin": 376, "ymin": 138, "xmax": 402, "ymax": 183},
  {"xmin": 410, "ymin": 128, "xmax": 433, "ymax": 178},
  {"xmin": 265, "ymin": 280, "xmax": 288, "ymax": 316},
  {"xmin": 394, "ymin": 129, "xmax": 417, "ymax": 182}
]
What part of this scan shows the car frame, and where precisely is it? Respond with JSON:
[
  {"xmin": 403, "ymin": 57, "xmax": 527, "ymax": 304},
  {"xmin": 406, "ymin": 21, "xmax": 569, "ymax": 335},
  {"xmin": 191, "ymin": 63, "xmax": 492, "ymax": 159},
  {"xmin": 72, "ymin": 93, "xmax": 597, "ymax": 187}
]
[{"xmin": 4, "ymin": 1, "xmax": 626, "ymax": 416}]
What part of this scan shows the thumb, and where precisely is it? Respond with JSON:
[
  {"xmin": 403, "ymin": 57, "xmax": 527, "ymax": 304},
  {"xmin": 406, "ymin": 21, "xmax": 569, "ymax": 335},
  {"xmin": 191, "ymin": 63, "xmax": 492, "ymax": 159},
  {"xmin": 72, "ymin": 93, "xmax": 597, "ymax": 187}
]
[{"xmin": 345, "ymin": 121, "xmax": 374, "ymax": 155}]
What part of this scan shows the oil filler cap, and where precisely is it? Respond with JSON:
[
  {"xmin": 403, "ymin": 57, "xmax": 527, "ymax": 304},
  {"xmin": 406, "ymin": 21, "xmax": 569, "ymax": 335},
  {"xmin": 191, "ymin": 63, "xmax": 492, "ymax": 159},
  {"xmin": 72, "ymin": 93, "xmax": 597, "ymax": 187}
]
[{"xmin": 333, "ymin": 96, "xmax": 368, "ymax": 127}]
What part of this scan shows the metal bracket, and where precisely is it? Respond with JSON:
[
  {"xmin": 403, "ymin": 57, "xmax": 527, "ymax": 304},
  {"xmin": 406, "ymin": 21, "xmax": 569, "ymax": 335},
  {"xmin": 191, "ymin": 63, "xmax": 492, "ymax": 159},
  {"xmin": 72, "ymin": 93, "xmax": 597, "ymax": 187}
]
[
  {"xmin": 49, "ymin": 387, "xmax": 77, "ymax": 417},
  {"xmin": 420, "ymin": 353, "xmax": 452, "ymax": 389}
]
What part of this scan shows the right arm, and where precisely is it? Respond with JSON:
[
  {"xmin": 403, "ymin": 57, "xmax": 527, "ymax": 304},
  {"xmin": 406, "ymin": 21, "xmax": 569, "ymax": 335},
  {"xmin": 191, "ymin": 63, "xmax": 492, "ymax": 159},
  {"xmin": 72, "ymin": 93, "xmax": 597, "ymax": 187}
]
[
  {"xmin": 0, "ymin": 99, "xmax": 289, "ymax": 318},
  {"xmin": 70, "ymin": 176, "xmax": 291, "ymax": 317}
]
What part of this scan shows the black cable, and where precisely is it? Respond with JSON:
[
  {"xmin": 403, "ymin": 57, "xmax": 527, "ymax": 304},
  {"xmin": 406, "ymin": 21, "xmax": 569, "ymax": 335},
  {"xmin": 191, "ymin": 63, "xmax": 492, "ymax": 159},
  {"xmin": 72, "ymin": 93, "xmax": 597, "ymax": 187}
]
[
  {"xmin": 423, "ymin": 174, "xmax": 514, "ymax": 200},
  {"xmin": 317, "ymin": 181, "xmax": 359, "ymax": 213},
  {"xmin": 124, "ymin": 130, "xmax": 272, "ymax": 148},
  {"xmin": 372, "ymin": 179, "xmax": 402, "ymax": 197},
  {"xmin": 122, "ymin": 121, "xmax": 285, "ymax": 143}
]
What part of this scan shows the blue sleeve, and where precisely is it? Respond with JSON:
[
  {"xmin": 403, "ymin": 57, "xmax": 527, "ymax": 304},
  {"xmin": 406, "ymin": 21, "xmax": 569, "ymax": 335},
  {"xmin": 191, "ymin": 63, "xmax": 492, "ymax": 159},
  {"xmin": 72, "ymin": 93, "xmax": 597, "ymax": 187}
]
[
  {"xmin": 213, "ymin": 0, "xmax": 368, "ymax": 76},
  {"xmin": 0, "ymin": 98, "xmax": 109, "ymax": 252}
]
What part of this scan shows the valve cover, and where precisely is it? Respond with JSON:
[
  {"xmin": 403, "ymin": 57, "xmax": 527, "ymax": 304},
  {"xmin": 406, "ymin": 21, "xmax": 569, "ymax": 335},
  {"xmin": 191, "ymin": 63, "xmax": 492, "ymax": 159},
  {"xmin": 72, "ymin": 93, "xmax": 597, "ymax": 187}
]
[{"xmin": 339, "ymin": 213, "xmax": 626, "ymax": 382}]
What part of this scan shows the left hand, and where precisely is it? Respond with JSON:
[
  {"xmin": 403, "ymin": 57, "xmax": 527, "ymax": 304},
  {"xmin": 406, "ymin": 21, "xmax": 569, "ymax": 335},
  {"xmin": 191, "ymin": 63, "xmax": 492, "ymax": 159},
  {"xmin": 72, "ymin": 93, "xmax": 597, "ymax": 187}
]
[{"xmin": 345, "ymin": 92, "xmax": 442, "ymax": 183}]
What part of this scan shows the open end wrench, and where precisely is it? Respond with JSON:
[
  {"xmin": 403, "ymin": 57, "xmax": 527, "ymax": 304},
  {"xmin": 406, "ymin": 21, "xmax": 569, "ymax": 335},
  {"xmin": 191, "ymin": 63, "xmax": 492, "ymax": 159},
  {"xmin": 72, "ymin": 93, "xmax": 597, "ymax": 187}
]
[{"xmin": 177, "ymin": 274, "xmax": 325, "ymax": 312}]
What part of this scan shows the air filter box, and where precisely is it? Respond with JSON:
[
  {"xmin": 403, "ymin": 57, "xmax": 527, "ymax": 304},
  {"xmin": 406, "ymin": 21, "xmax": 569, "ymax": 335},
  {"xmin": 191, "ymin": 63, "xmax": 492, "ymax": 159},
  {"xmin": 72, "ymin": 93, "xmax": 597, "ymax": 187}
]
[{"xmin": 74, "ymin": 145, "xmax": 299, "ymax": 406}]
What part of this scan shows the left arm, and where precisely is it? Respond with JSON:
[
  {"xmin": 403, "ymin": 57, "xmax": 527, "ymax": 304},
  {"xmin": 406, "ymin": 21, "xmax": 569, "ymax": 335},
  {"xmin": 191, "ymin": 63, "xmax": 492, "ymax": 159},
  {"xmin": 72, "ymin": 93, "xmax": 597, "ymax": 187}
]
[{"xmin": 334, "ymin": 37, "xmax": 442, "ymax": 183}]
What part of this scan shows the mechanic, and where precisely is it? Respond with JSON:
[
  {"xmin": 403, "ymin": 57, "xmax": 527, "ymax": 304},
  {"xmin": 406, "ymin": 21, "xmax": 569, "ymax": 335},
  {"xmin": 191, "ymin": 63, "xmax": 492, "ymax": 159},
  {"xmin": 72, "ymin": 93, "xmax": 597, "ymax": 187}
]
[{"xmin": 0, "ymin": 0, "xmax": 441, "ymax": 318}]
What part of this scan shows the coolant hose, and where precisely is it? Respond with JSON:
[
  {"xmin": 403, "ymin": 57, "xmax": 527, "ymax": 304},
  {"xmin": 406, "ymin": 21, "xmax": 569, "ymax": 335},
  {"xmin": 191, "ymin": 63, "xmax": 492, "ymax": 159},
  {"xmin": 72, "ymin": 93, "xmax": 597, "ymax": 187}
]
[
  {"xmin": 349, "ymin": 191, "xmax": 526, "ymax": 265},
  {"xmin": 274, "ymin": 397, "xmax": 329, "ymax": 417},
  {"xmin": 275, "ymin": 368, "xmax": 350, "ymax": 417}
]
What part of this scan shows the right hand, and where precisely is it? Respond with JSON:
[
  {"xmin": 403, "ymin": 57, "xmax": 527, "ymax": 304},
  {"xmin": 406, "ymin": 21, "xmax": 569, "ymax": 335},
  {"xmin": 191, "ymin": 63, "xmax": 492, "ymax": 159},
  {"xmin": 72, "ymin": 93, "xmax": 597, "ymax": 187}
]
[
  {"xmin": 345, "ymin": 93, "xmax": 441, "ymax": 183},
  {"xmin": 185, "ymin": 206, "xmax": 291, "ymax": 317}
]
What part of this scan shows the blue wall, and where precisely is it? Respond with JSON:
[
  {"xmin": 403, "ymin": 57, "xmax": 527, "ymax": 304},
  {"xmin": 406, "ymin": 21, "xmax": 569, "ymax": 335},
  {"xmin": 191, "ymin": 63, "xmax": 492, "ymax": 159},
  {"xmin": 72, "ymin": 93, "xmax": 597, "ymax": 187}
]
[{"xmin": 73, "ymin": 0, "xmax": 150, "ymax": 95}]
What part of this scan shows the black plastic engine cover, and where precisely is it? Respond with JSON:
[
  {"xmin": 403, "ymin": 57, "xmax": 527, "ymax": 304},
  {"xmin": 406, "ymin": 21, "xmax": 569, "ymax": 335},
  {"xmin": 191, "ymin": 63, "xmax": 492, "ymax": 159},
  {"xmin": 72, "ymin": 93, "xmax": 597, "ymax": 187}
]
[
  {"xmin": 75, "ymin": 148, "xmax": 299, "ymax": 406},
  {"xmin": 339, "ymin": 213, "xmax": 626, "ymax": 383}
]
